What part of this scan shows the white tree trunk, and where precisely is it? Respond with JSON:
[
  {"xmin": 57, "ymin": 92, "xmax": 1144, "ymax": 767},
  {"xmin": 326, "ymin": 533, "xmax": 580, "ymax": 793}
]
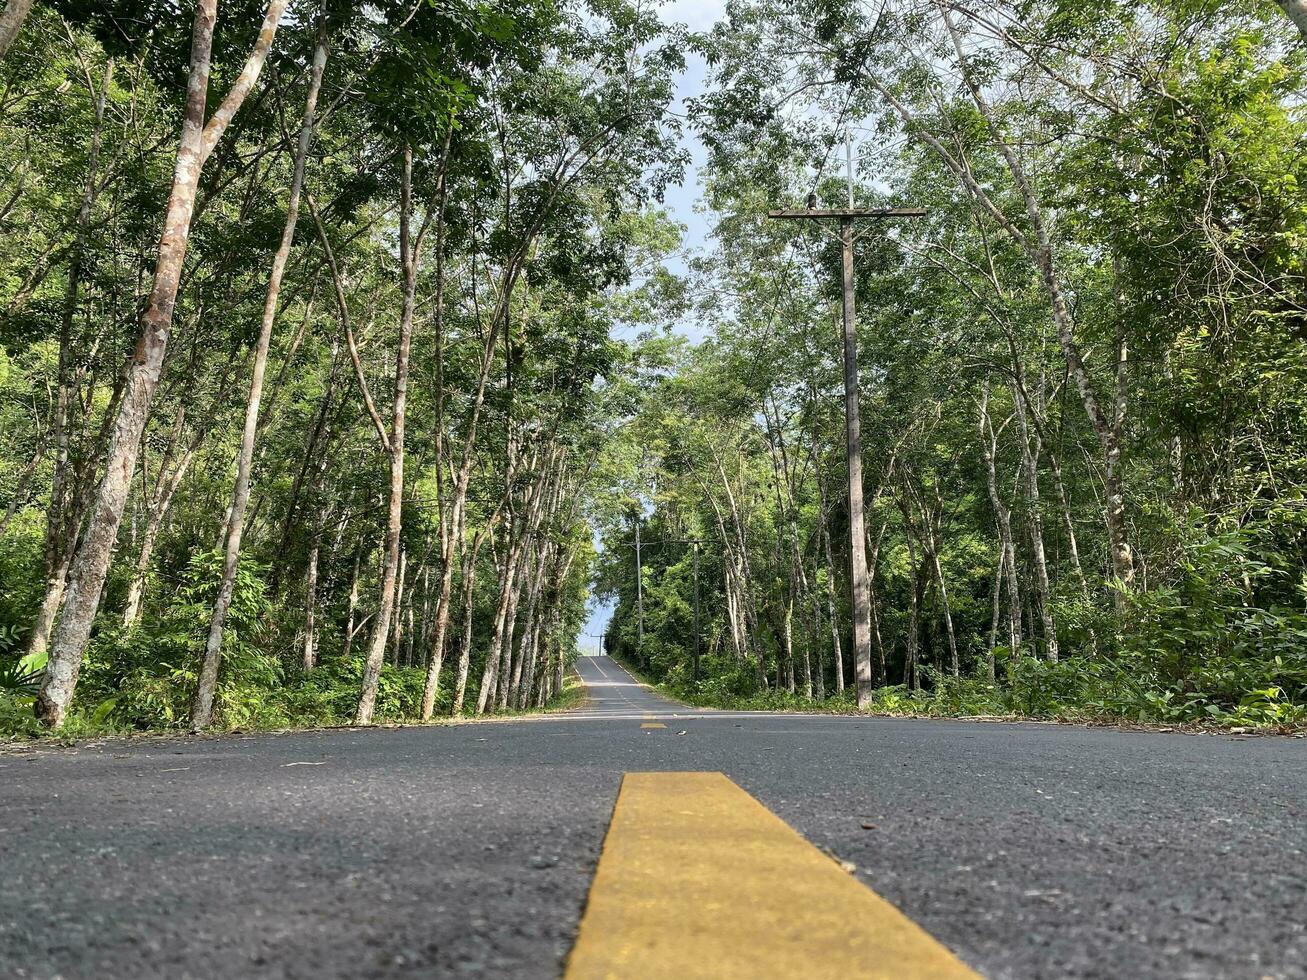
[
  {"xmin": 302, "ymin": 534, "xmax": 320, "ymax": 671},
  {"xmin": 355, "ymin": 144, "xmax": 421, "ymax": 726},
  {"xmin": 38, "ymin": 0, "xmax": 228, "ymax": 729},
  {"xmin": 1279, "ymin": 1, "xmax": 1307, "ymax": 42},
  {"xmin": 192, "ymin": 17, "xmax": 325, "ymax": 728},
  {"xmin": 0, "ymin": 0, "xmax": 33, "ymax": 61}
]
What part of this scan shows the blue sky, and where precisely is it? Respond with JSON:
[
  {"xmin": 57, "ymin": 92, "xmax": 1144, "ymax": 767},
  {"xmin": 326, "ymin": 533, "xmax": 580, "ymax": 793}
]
[{"xmin": 577, "ymin": 0, "xmax": 727, "ymax": 654}]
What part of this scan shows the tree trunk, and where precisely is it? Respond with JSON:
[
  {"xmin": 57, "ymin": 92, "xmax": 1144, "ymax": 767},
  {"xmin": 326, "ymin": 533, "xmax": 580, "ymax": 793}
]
[
  {"xmin": 535, "ymin": 603, "xmax": 562, "ymax": 708},
  {"xmin": 808, "ymin": 554, "xmax": 824, "ymax": 700},
  {"xmin": 509, "ymin": 546, "xmax": 543, "ymax": 708},
  {"xmin": 495, "ymin": 566, "xmax": 525, "ymax": 712},
  {"xmin": 929, "ymin": 545, "xmax": 958, "ymax": 677},
  {"xmin": 479, "ymin": 543, "xmax": 522, "ymax": 714},
  {"xmin": 1104, "ymin": 322, "xmax": 1133, "ymax": 590},
  {"xmin": 450, "ymin": 538, "xmax": 484, "ymax": 716},
  {"xmin": 516, "ymin": 553, "xmax": 548, "ymax": 710},
  {"xmin": 552, "ymin": 624, "xmax": 566, "ymax": 702},
  {"xmin": 39, "ymin": 0, "xmax": 286, "ymax": 728},
  {"xmin": 1278, "ymin": 1, "xmax": 1307, "ymax": 42},
  {"xmin": 421, "ymin": 539, "xmax": 460, "ymax": 718},
  {"xmin": 121, "ymin": 441, "xmax": 195, "ymax": 629},
  {"xmin": 1012, "ymin": 379, "xmax": 1059, "ymax": 663},
  {"xmin": 342, "ymin": 544, "xmax": 361, "ymax": 660},
  {"xmin": 389, "ymin": 546, "xmax": 407, "ymax": 662},
  {"xmin": 355, "ymin": 142, "xmax": 420, "ymax": 726},
  {"xmin": 404, "ymin": 604, "xmax": 415, "ymax": 666},
  {"xmin": 27, "ymin": 556, "xmax": 70, "ymax": 661},
  {"xmin": 821, "ymin": 517, "xmax": 845, "ymax": 694},
  {"xmin": 779, "ymin": 597, "xmax": 796, "ymax": 693},
  {"xmin": 415, "ymin": 126, "xmax": 459, "ymax": 717},
  {"xmin": 1046, "ymin": 449, "xmax": 1089, "ymax": 601},
  {"xmin": 0, "ymin": 0, "xmax": 33, "ymax": 61},
  {"xmin": 302, "ymin": 532, "xmax": 320, "ymax": 672},
  {"xmin": 985, "ymin": 547, "xmax": 1002, "ymax": 682},
  {"xmin": 867, "ymin": 557, "xmax": 888, "ymax": 688},
  {"xmin": 192, "ymin": 17, "xmax": 326, "ymax": 728},
  {"xmin": 761, "ymin": 401, "xmax": 812, "ymax": 697},
  {"xmin": 979, "ymin": 380, "xmax": 1023, "ymax": 654},
  {"xmin": 925, "ymin": 501, "xmax": 959, "ymax": 678},
  {"xmin": 28, "ymin": 60, "xmax": 114, "ymax": 657},
  {"xmin": 905, "ymin": 556, "xmax": 925, "ymax": 693}
]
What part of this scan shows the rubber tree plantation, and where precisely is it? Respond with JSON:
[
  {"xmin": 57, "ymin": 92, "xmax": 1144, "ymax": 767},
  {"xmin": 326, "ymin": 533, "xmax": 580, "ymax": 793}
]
[{"xmin": 1, "ymin": 0, "xmax": 1305, "ymax": 737}]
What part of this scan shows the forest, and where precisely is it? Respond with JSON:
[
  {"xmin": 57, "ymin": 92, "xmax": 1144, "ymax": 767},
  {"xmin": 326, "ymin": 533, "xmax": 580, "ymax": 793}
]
[{"xmin": 1, "ymin": 0, "xmax": 1305, "ymax": 738}]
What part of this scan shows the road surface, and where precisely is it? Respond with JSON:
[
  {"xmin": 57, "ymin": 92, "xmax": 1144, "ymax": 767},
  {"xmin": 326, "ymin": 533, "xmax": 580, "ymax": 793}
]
[{"xmin": 2, "ymin": 655, "xmax": 1303, "ymax": 978}]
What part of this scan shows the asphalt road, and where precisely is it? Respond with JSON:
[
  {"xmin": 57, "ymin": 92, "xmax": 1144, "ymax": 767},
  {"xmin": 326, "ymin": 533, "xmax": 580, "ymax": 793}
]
[{"xmin": 2, "ymin": 655, "xmax": 1304, "ymax": 979}]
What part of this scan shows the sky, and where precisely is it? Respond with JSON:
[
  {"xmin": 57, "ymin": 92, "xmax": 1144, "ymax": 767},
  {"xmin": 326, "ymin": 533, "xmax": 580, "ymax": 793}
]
[{"xmin": 577, "ymin": 0, "xmax": 728, "ymax": 655}]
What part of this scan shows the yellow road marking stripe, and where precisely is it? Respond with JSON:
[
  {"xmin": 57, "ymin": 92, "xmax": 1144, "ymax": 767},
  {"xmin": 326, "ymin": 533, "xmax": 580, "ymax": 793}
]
[
  {"xmin": 640, "ymin": 723, "xmax": 666, "ymax": 729},
  {"xmin": 564, "ymin": 772, "xmax": 977, "ymax": 979}
]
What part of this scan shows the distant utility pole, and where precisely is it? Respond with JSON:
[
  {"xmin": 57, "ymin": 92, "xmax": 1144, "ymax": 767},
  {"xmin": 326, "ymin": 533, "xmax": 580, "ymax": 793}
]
[
  {"xmin": 633, "ymin": 513, "xmax": 644, "ymax": 661},
  {"xmin": 692, "ymin": 539, "xmax": 702, "ymax": 682},
  {"xmin": 768, "ymin": 134, "xmax": 924, "ymax": 709}
]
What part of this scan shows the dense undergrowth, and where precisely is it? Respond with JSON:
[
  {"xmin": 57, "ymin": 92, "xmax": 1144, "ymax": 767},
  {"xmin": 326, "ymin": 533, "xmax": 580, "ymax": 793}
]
[
  {"xmin": 1, "ymin": 632, "xmax": 582, "ymax": 743},
  {"xmin": 0, "ymin": 666, "xmax": 584, "ymax": 743},
  {"xmin": 619, "ymin": 624, "xmax": 1307, "ymax": 733}
]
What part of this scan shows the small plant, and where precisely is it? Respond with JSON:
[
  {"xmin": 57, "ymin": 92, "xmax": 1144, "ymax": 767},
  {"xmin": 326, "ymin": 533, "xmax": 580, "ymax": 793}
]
[{"xmin": 0, "ymin": 649, "xmax": 44, "ymax": 699}]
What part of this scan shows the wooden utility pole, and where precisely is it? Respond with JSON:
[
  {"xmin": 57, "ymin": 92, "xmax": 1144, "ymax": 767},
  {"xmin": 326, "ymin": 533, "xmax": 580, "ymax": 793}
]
[
  {"xmin": 768, "ymin": 137, "xmax": 923, "ymax": 709},
  {"xmin": 692, "ymin": 539, "xmax": 701, "ymax": 682},
  {"xmin": 633, "ymin": 512, "xmax": 644, "ymax": 661}
]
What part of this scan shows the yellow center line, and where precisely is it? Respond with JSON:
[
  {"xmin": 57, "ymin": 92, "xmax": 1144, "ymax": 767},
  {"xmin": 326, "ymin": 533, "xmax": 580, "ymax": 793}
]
[
  {"xmin": 564, "ymin": 772, "xmax": 978, "ymax": 979},
  {"xmin": 640, "ymin": 723, "xmax": 667, "ymax": 730}
]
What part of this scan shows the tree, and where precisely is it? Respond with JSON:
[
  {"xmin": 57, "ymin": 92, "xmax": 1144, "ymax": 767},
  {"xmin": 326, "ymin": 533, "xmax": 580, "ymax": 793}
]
[{"xmin": 37, "ymin": 0, "xmax": 289, "ymax": 728}]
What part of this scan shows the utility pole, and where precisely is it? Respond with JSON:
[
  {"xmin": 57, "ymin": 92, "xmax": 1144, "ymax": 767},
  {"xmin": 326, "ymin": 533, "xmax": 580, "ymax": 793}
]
[
  {"xmin": 692, "ymin": 539, "xmax": 701, "ymax": 682},
  {"xmin": 633, "ymin": 511, "xmax": 644, "ymax": 662},
  {"xmin": 768, "ymin": 134, "xmax": 924, "ymax": 709}
]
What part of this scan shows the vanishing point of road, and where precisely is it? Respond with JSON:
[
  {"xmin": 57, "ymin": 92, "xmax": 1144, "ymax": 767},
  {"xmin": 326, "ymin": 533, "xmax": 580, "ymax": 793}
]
[{"xmin": 2, "ymin": 655, "xmax": 1303, "ymax": 978}]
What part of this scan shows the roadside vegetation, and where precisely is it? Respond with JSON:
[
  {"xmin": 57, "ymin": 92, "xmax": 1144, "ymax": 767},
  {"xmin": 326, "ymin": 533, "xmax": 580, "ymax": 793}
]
[
  {"xmin": 594, "ymin": 1, "xmax": 1307, "ymax": 734},
  {"xmin": 0, "ymin": 0, "xmax": 676, "ymax": 738},
  {"xmin": 619, "ymin": 654, "xmax": 1306, "ymax": 732}
]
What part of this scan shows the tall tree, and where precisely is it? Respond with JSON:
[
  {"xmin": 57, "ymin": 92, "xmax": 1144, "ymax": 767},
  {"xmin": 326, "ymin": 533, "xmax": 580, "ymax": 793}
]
[{"xmin": 37, "ymin": 0, "xmax": 288, "ymax": 728}]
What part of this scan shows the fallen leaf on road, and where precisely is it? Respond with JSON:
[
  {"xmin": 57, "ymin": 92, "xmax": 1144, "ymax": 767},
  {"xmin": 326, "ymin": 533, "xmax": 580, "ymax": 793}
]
[
  {"xmin": 860, "ymin": 821, "xmax": 877, "ymax": 830},
  {"xmin": 282, "ymin": 761, "xmax": 327, "ymax": 767}
]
